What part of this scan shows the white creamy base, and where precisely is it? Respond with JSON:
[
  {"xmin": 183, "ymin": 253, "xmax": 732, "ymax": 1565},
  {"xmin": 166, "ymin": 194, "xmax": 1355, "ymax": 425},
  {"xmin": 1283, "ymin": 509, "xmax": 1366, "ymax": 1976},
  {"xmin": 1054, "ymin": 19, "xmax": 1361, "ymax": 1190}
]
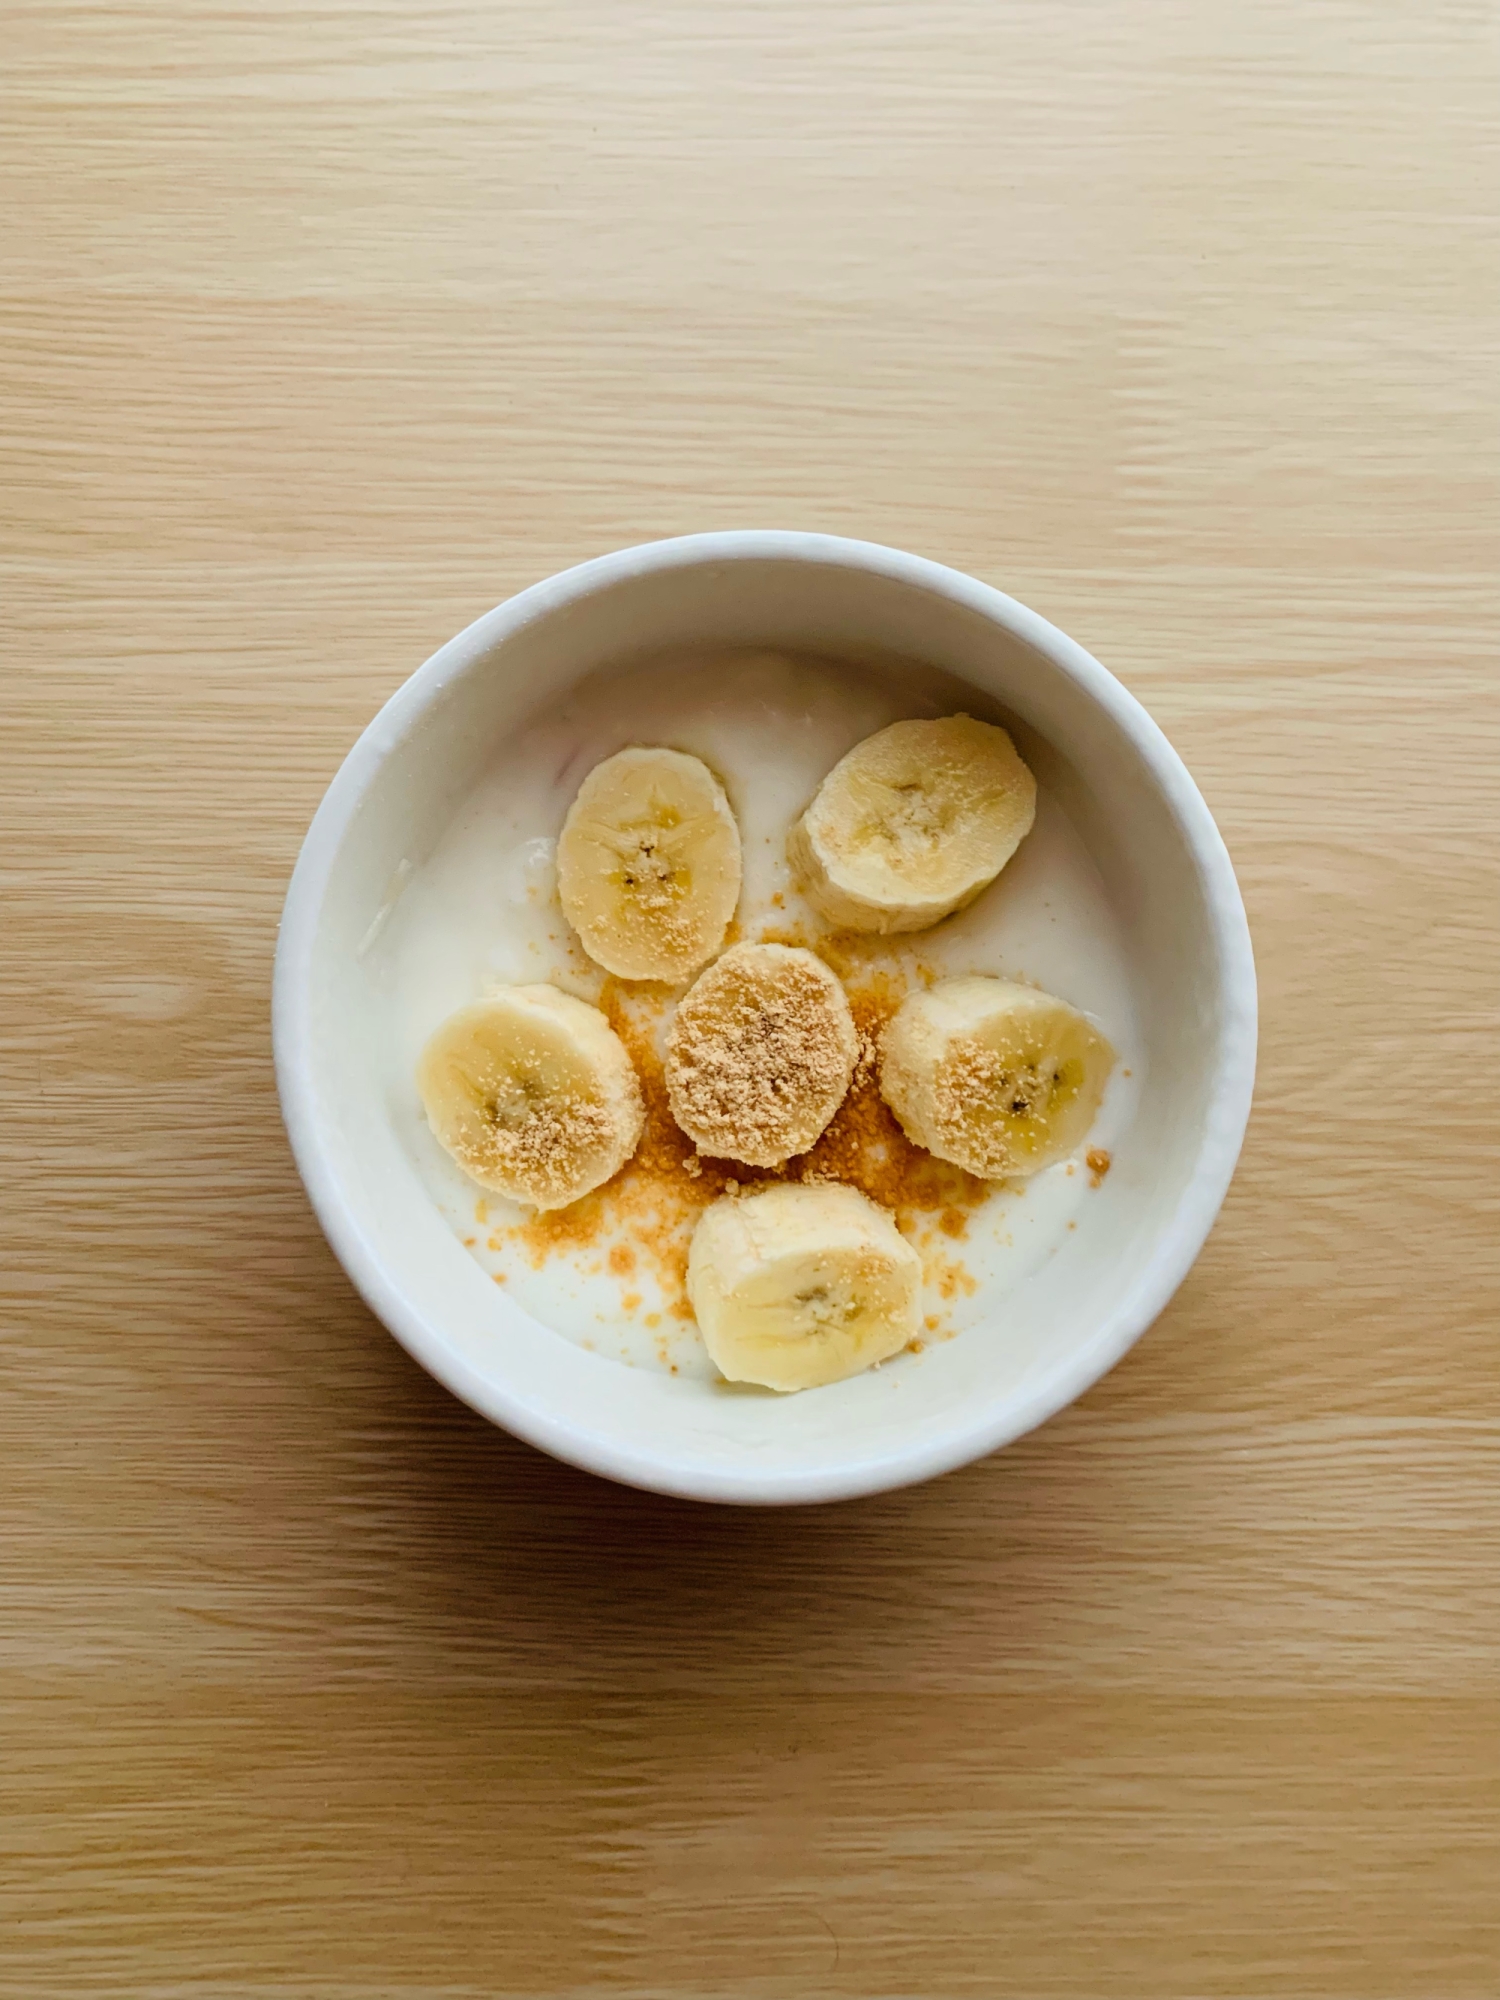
[{"xmin": 374, "ymin": 649, "xmax": 1143, "ymax": 1383}]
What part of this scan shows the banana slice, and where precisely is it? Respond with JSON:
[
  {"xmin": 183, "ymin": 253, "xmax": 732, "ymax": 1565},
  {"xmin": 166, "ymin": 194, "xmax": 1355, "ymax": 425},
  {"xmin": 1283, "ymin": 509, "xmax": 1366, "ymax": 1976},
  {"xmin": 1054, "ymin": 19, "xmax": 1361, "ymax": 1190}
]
[
  {"xmin": 557, "ymin": 746, "xmax": 741, "ymax": 981},
  {"xmin": 788, "ymin": 714, "xmax": 1036, "ymax": 933},
  {"xmin": 687, "ymin": 1182, "xmax": 922, "ymax": 1391},
  {"xmin": 417, "ymin": 985, "xmax": 643, "ymax": 1209},
  {"xmin": 880, "ymin": 976, "xmax": 1113, "ymax": 1179},
  {"xmin": 665, "ymin": 942, "xmax": 859, "ymax": 1167}
]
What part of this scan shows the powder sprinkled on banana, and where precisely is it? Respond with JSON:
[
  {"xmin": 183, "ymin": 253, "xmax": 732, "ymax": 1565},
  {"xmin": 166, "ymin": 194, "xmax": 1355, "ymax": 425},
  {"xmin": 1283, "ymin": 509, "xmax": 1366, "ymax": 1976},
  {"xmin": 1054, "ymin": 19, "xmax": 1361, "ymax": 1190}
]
[
  {"xmin": 416, "ymin": 987, "xmax": 644, "ymax": 1210},
  {"xmin": 665, "ymin": 942, "xmax": 859, "ymax": 1168},
  {"xmin": 881, "ymin": 976, "xmax": 1114, "ymax": 1180},
  {"xmin": 455, "ymin": 1092, "xmax": 623, "ymax": 1209}
]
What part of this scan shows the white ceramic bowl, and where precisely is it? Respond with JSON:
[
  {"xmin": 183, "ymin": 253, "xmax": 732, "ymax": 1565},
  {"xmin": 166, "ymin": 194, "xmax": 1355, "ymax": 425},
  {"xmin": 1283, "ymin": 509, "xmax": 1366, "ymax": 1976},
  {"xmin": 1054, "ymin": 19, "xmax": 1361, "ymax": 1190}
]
[{"xmin": 274, "ymin": 533, "xmax": 1256, "ymax": 1504}]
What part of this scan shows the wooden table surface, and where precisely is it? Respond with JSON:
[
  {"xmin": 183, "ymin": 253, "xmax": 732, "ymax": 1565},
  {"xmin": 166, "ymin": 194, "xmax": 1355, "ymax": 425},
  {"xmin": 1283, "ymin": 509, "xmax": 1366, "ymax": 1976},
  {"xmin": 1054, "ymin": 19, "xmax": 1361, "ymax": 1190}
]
[{"xmin": 4, "ymin": 2, "xmax": 1497, "ymax": 1993}]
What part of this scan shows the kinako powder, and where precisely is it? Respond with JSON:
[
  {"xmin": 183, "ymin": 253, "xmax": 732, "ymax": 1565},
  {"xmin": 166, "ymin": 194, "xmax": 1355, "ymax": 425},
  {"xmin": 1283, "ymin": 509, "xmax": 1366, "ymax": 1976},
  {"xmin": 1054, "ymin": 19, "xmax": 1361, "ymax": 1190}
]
[{"xmin": 499, "ymin": 937, "xmax": 988, "ymax": 1330}]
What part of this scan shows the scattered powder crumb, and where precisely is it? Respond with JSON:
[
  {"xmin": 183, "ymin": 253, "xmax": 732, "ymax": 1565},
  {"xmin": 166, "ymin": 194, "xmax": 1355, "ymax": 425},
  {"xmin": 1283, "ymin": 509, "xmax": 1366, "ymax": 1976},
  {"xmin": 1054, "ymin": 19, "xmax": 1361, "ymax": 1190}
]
[
  {"xmin": 907, "ymin": 1339, "xmax": 925, "ymax": 1355},
  {"xmin": 851, "ymin": 1029, "xmax": 879, "ymax": 1091},
  {"xmin": 755, "ymin": 922, "xmax": 813, "ymax": 951},
  {"xmin": 493, "ymin": 1270, "xmax": 508, "ymax": 1282},
  {"xmin": 644, "ymin": 1311, "xmax": 661, "ymax": 1329},
  {"xmin": 621, "ymin": 1292, "xmax": 641, "ymax": 1313},
  {"xmin": 1086, "ymin": 1147, "xmax": 1112, "ymax": 1187},
  {"xmin": 927, "ymin": 1251, "xmax": 979, "ymax": 1302},
  {"xmin": 608, "ymin": 1244, "xmax": 636, "ymax": 1277},
  {"xmin": 462, "ymin": 1236, "xmax": 476, "ymax": 1248},
  {"xmin": 771, "ymin": 891, "xmax": 785, "ymax": 908}
]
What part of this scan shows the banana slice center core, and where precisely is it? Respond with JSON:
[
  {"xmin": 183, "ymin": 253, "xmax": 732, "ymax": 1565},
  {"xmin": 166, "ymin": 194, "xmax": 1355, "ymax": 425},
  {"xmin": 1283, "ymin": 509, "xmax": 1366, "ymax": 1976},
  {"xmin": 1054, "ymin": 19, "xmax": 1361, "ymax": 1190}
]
[
  {"xmin": 480, "ymin": 1065, "xmax": 548, "ymax": 1131},
  {"xmin": 869, "ymin": 780, "xmax": 953, "ymax": 858},
  {"xmin": 612, "ymin": 810, "xmax": 687, "ymax": 911}
]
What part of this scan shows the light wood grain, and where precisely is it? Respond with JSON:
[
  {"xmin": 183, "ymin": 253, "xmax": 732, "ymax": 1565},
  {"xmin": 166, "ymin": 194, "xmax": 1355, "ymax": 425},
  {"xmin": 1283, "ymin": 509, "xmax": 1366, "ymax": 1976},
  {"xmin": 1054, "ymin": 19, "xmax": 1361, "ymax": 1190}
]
[{"xmin": 3, "ymin": 1, "xmax": 1498, "ymax": 1994}]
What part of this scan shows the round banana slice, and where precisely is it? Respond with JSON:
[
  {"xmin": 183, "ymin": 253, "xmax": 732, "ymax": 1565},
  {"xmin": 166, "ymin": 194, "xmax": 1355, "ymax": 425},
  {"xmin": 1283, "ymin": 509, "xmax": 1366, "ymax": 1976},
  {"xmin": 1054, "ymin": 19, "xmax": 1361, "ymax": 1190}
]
[
  {"xmin": 880, "ymin": 976, "xmax": 1113, "ymax": 1180},
  {"xmin": 417, "ymin": 985, "xmax": 643, "ymax": 1209},
  {"xmin": 557, "ymin": 746, "xmax": 741, "ymax": 981},
  {"xmin": 665, "ymin": 942, "xmax": 859, "ymax": 1168},
  {"xmin": 687, "ymin": 1182, "xmax": 922, "ymax": 1391},
  {"xmin": 788, "ymin": 714, "xmax": 1036, "ymax": 934}
]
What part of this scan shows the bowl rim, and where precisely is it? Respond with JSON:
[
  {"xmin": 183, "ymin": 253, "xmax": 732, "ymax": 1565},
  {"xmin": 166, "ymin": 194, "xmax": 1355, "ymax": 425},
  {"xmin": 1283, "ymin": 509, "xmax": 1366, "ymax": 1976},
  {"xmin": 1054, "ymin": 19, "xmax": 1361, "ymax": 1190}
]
[{"xmin": 273, "ymin": 531, "xmax": 1258, "ymax": 1504}]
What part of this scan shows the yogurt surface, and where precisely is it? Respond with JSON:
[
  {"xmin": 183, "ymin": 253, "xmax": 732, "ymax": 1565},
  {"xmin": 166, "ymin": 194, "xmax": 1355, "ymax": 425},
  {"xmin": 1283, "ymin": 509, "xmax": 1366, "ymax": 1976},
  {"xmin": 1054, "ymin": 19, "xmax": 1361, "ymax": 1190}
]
[{"xmin": 373, "ymin": 648, "xmax": 1143, "ymax": 1380}]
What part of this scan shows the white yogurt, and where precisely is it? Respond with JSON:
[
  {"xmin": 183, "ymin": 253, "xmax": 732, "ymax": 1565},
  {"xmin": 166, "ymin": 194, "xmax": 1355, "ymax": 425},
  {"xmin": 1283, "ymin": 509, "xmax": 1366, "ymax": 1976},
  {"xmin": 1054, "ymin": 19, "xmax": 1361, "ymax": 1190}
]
[{"xmin": 374, "ymin": 649, "xmax": 1143, "ymax": 1380}]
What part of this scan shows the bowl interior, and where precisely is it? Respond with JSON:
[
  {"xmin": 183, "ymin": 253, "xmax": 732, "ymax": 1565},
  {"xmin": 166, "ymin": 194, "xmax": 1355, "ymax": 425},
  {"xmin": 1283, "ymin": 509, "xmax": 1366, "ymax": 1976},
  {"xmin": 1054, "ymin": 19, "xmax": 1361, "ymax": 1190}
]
[{"xmin": 279, "ymin": 541, "xmax": 1252, "ymax": 1502}]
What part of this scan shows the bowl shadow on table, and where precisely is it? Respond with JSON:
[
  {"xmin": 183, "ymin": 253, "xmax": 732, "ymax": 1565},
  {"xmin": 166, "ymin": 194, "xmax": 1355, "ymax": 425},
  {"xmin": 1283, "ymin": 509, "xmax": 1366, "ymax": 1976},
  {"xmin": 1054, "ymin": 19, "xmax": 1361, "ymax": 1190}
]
[{"xmin": 338, "ymin": 1278, "xmax": 1164, "ymax": 1688}]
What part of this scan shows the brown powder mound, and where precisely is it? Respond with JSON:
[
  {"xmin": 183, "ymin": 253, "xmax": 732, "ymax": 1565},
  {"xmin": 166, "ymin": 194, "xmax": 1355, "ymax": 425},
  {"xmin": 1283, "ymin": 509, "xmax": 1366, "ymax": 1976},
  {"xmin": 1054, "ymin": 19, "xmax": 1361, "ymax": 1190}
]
[
  {"xmin": 664, "ymin": 943, "xmax": 857, "ymax": 1167},
  {"xmin": 504, "ymin": 969, "xmax": 985, "ymax": 1322}
]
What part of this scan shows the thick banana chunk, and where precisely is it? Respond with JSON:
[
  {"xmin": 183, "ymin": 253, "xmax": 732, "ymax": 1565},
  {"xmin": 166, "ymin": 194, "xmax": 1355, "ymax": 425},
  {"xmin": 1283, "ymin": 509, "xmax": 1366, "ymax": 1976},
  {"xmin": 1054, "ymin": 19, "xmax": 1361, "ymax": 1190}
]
[
  {"xmin": 687, "ymin": 1182, "xmax": 922, "ymax": 1391},
  {"xmin": 557, "ymin": 746, "xmax": 741, "ymax": 981},
  {"xmin": 788, "ymin": 714, "xmax": 1036, "ymax": 934},
  {"xmin": 665, "ymin": 943, "xmax": 859, "ymax": 1167},
  {"xmin": 417, "ymin": 985, "xmax": 643, "ymax": 1209},
  {"xmin": 880, "ymin": 976, "xmax": 1113, "ymax": 1180}
]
